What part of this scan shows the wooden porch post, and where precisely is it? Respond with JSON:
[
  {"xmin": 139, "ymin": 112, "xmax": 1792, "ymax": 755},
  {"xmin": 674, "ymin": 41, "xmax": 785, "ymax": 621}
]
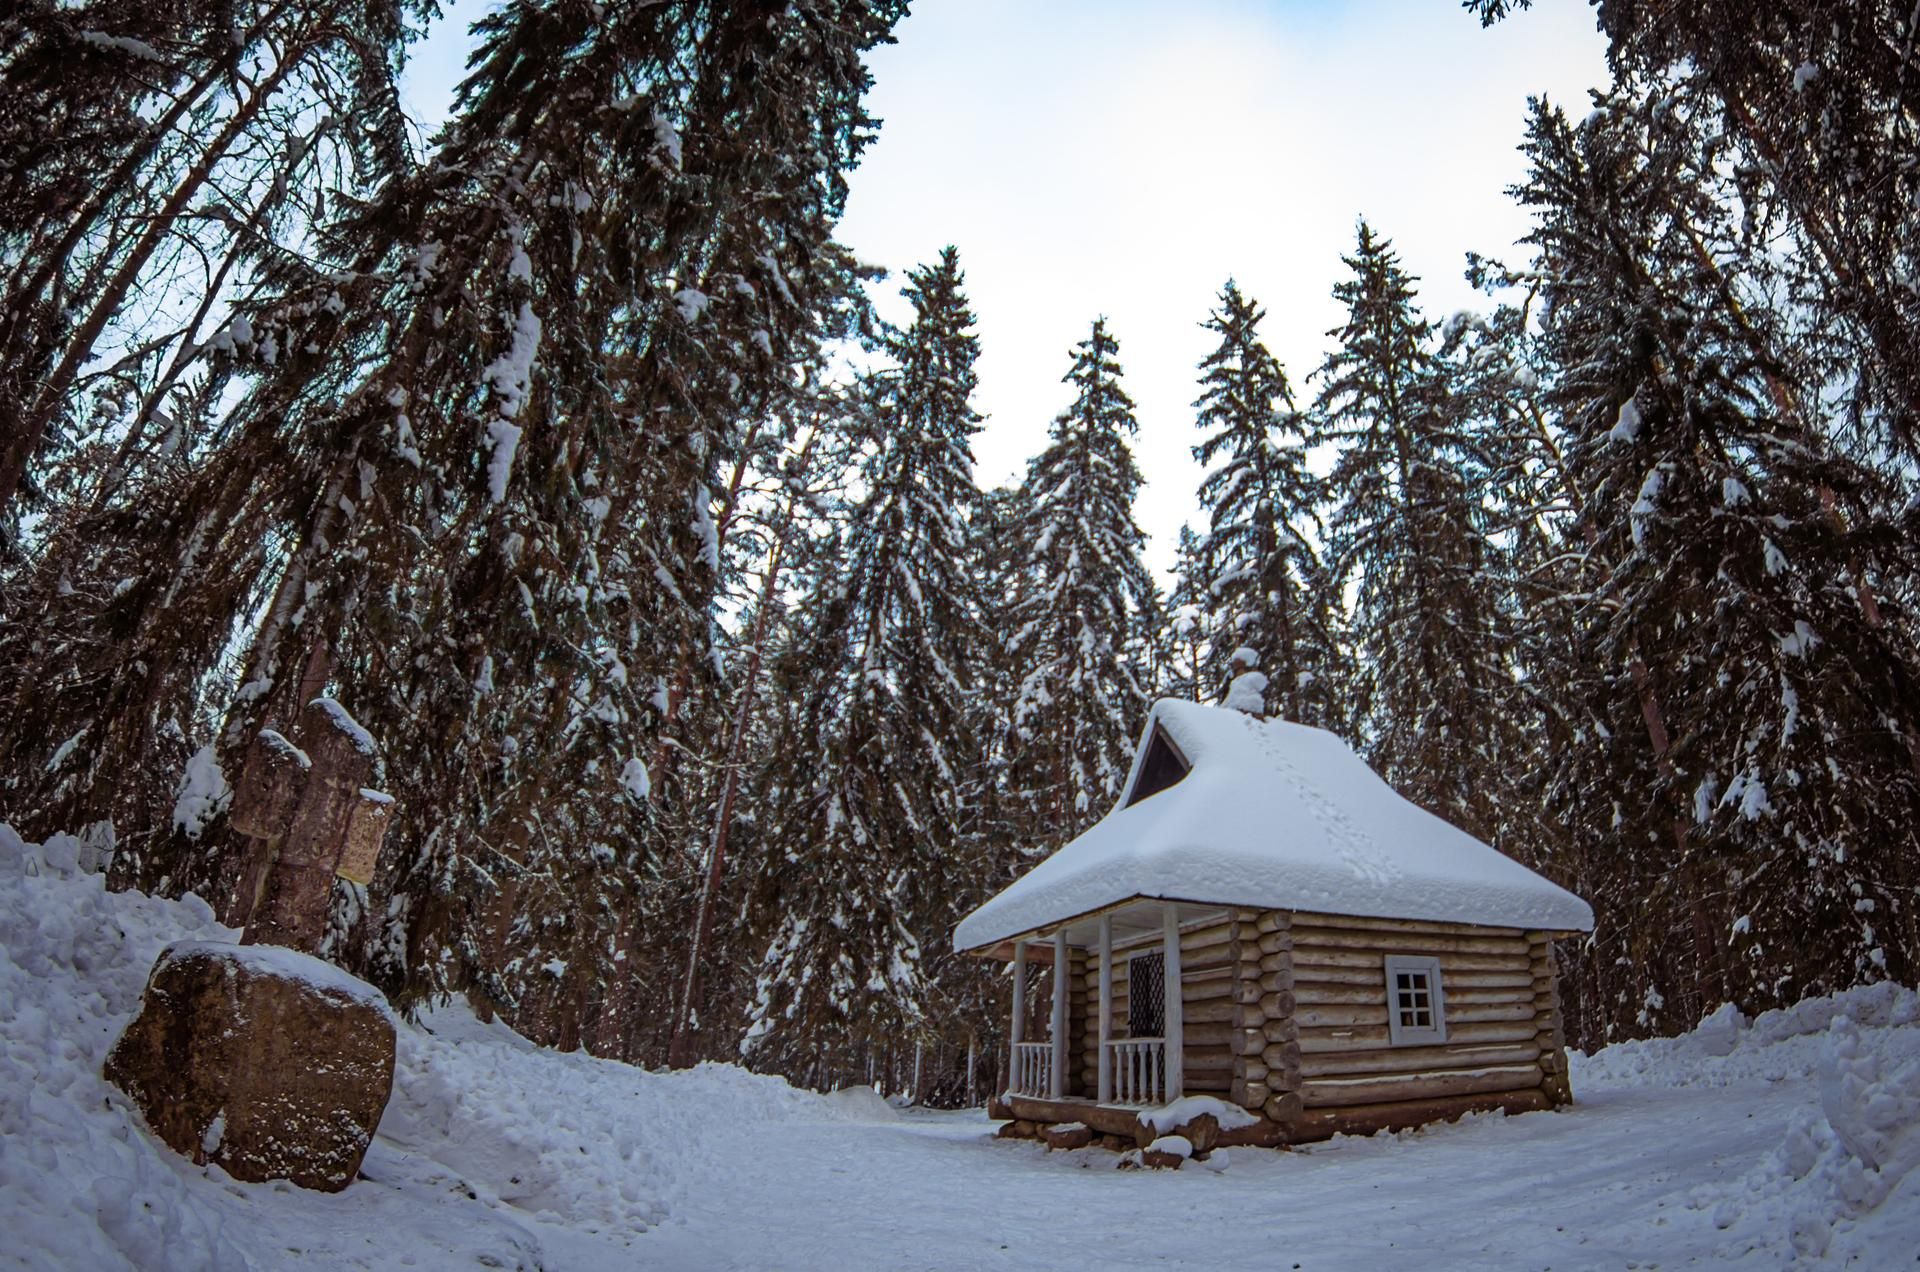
[
  {"xmin": 1162, "ymin": 902, "xmax": 1183, "ymax": 1100},
  {"xmin": 1050, "ymin": 931, "xmax": 1068, "ymax": 1099},
  {"xmin": 1010, "ymin": 940, "xmax": 1027, "ymax": 1057},
  {"xmin": 1097, "ymin": 914, "xmax": 1113, "ymax": 1103}
]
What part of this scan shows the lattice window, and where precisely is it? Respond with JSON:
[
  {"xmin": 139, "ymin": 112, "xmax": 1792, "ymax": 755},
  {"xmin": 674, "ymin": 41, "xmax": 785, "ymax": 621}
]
[
  {"xmin": 1383, "ymin": 954, "xmax": 1447, "ymax": 1045},
  {"xmin": 1128, "ymin": 950, "xmax": 1165, "ymax": 1038}
]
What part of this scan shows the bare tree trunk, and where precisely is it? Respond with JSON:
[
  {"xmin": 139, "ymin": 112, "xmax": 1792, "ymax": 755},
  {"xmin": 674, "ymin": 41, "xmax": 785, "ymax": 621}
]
[{"xmin": 666, "ymin": 431, "xmax": 814, "ymax": 1065}]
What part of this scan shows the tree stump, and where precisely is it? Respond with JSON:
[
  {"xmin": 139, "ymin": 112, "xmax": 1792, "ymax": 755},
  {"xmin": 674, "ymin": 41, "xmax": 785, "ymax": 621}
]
[{"xmin": 229, "ymin": 697, "xmax": 394, "ymax": 953}]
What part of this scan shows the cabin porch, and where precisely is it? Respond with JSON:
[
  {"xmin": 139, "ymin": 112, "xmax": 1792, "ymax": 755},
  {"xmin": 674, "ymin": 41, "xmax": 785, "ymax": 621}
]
[{"xmin": 993, "ymin": 899, "xmax": 1228, "ymax": 1107}]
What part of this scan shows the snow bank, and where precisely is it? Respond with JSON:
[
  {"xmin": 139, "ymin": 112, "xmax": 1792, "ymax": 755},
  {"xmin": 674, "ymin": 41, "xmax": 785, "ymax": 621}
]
[
  {"xmin": 1572, "ymin": 984, "xmax": 1920, "ymax": 1265},
  {"xmin": 821, "ymin": 1084, "xmax": 903, "ymax": 1121},
  {"xmin": 1573, "ymin": 981, "xmax": 1920, "ymax": 1091},
  {"xmin": 382, "ymin": 1008, "xmax": 829, "ymax": 1237},
  {"xmin": 0, "ymin": 823, "xmax": 840, "ymax": 1270},
  {"xmin": 0, "ymin": 832, "xmax": 248, "ymax": 1271}
]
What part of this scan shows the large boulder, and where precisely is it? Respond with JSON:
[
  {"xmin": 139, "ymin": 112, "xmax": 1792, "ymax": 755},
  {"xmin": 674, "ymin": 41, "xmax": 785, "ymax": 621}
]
[{"xmin": 105, "ymin": 940, "xmax": 396, "ymax": 1192}]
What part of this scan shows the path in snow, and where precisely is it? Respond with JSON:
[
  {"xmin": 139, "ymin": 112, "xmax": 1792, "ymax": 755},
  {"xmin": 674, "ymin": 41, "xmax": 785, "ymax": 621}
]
[
  {"xmin": 627, "ymin": 1073, "xmax": 1907, "ymax": 1270},
  {"xmin": 4, "ymin": 829, "xmax": 1917, "ymax": 1271}
]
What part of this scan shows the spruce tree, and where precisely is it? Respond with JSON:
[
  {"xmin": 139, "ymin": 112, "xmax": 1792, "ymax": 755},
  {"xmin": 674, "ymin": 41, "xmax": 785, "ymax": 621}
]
[
  {"xmin": 741, "ymin": 247, "xmax": 983, "ymax": 1076},
  {"xmin": 1191, "ymin": 281, "xmax": 1346, "ymax": 729},
  {"xmin": 1002, "ymin": 318, "xmax": 1155, "ymax": 828},
  {"xmin": 1315, "ymin": 224, "xmax": 1507, "ymax": 841},
  {"xmin": 1514, "ymin": 91, "xmax": 1920, "ymax": 1028}
]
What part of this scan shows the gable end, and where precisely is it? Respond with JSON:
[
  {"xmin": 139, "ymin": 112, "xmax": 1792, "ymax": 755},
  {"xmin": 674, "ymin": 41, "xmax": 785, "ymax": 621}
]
[{"xmin": 1124, "ymin": 723, "xmax": 1191, "ymax": 807}]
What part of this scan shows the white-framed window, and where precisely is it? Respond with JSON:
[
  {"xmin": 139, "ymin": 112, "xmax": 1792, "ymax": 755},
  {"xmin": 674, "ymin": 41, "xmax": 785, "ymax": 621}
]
[{"xmin": 1383, "ymin": 955, "xmax": 1447, "ymax": 1046}]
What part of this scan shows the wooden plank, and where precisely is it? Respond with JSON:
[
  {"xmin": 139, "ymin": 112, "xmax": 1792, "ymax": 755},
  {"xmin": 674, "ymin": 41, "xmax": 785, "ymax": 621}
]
[
  {"xmin": 1299, "ymin": 1041, "xmax": 1541, "ymax": 1079},
  {"xmin": 1295, "ymin": 981, "xmax": 1532, "ymax": 1008},
  {"xmin": 1181, "ymin": 926, "xmax": 1235, "ymax": 955},
  {"xmin": 1291, "ymin": 927, "xmax": 1532, "ymax": 957},
  {"xmin": 1294, "ymin": 949, "xmax": 1526, "ymax": 974},
  {"xmin": 1184, "ymin": 1000, "xmax": 1238, "ymax": 1025},
  {"xmin": 1183, "ymin": 1022, "xmax": 1238, "ymax": 1047},
  {"xmin": 1297, "ymin": 979, "xmax": 1536, "ymax": 1014},
  {"xmin": 1184, "ymin": 1050, "xmax": 1237, "ymax": 1074},
  {"xmin": 1445, "ymin": 1001, "xmax": 1537, "ymax": 1025},
  {"xmin": 1296, "ymin": 1004, "xmax": 1388, "ymax": 1029},
  {"xmin": 1294, "ymin": 966, "xmax": 1534, "ymax": 991},
  {"xmin": 1299, "ymin": 1019, "xmax": 1540, "ymax": 1053},
  {"xmin": 1288, "ymin": 911, "xmax": 1527, "ymax": 939},
  {"xmin": 1301, "ymin": 1064, "xmax": 1543, "ymax": 1109}
]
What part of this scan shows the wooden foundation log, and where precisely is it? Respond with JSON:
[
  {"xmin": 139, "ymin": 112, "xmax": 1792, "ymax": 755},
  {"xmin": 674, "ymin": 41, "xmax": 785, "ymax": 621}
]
[
  {"xmin": 1301, "ymin": 1064, "xmax": 1544, "ymax": 1109},
  {"xmin": 1231, "ymin": 1078, "xmax": 1271, "ymax": 1109},
  {"xmin": 1262, "ymin": 1091, "xmax": 1302, "ymax": 1123},
  {"xmin": 1288, "ymin": 1086, "xmax": 1555, "ymax": 1143}
]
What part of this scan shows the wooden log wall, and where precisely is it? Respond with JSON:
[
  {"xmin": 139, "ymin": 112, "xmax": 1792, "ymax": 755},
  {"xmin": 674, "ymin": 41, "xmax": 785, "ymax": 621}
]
[
  {"xmin": 1527, "ymin": 930, "xmax": 1572, "ymax": 1106},
  {"xmin": 1070, "ymin": 905, "xmax": 1572, "ymax": 1131},
  {"xmin": 1242, "ymin": 909, "xmax": 1301, "ymax": 1123},
  {"xmin": 1278, "ymin": 911, "xmax": 1550, "ymax": 1118},
  {"xmin": 1176, "ymin": 912, "xmax": 1239, "ymax": 1095}
]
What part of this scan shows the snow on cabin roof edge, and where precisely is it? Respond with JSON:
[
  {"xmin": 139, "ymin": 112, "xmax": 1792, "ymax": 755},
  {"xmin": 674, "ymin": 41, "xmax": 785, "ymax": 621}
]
[{"xmin": 953, "ymin": 698, "xmax": 1594, "ymax": 952}]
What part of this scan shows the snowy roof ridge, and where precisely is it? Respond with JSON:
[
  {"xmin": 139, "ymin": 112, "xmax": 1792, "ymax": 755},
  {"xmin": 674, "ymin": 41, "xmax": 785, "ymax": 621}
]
[{"xmin": 954, "ymin": 698, "xmax": 1594, "ymax": 951}]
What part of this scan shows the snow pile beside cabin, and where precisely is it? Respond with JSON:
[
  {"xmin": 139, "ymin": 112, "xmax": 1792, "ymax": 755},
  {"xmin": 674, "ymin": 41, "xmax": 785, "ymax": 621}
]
[{"xmin": 956, "ymin": 698, "xmax": 1592, "ymax": 951}]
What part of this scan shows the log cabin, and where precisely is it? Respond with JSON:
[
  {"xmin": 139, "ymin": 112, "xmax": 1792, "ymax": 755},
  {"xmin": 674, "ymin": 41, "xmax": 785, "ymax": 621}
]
[{"xmin": 953, "ymin": 697, "xmax": 1594, "ymax": 1147}]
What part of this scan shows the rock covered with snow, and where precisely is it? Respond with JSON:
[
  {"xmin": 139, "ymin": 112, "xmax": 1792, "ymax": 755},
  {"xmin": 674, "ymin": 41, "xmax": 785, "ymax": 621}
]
[
  {"xmin": 956, "ymin": 698, "xmax": 1593, "ymax": 950},
  {"xmin": 105, "ymin": 939, "xmax": 397, "ymax": 1192}
]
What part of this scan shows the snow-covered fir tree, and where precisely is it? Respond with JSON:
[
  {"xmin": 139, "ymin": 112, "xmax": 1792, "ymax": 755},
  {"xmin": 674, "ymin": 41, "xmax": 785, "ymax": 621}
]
[
  {"xmin": 1191, "ymin": 281, "xmax": 1347, "ymax": 730},
  {"xmin": 1002, "ymin": 317, "xmax": 1155, "ymax": 829},
  {"xmin": 1513, "ymin": 90, "xmax": 1920, "ymax": 1029},
  {"xmin": 1315, "ymin": 223, "xmax": 1508, "ymax": 842},
  {"xmin": 741, "ymin": 247, "xmax": 983, "ymax": 1077}
]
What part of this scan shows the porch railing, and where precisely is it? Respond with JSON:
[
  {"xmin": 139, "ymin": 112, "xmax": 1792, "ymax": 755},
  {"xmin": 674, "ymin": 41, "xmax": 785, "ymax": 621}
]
[
  {"xmin": 1106, "ymin": 1038, "xmax": 1166, "ymax": 1105},
  {"xmin": 1011, "ymin": 1042, "xmax": 1054, "ymax": 1097}
]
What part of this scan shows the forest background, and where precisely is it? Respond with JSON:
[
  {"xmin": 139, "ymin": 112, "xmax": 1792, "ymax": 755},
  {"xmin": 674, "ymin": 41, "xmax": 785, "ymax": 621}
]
[{"xmin": 3, "ymin": 0, "xmax": 1917, "ymax": 1103}]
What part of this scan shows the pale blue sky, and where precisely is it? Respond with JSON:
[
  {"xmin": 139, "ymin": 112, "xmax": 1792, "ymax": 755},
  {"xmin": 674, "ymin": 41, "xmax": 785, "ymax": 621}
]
[{"xmin": 404, "ymin": 1, "xmax": 1610, "ymax": 575}]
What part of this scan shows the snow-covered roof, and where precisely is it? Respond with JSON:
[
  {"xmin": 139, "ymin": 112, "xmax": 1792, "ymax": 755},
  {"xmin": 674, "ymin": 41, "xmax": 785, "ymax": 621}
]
[{"xmin": 954, "ymin": 699, "xmax": 1593, "ymax": 951}]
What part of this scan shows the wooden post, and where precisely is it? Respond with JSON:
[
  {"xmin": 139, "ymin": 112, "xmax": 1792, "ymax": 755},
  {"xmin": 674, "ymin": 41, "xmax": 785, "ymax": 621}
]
[
  {"xmin": 1163, "ymin": 902, "xmax": 1183, "ymax": 1100},
  {"xmin": 1097, "ymin": 914, "xmax": 1114, "ymax": 1103},
  {"xmin": 1050, "ymin": 931, "xmax": 1067, "ymax": 1099},
  {"xmin": 1010, "ymin": 940, "xmax": 1027, "ymax": 1093}
]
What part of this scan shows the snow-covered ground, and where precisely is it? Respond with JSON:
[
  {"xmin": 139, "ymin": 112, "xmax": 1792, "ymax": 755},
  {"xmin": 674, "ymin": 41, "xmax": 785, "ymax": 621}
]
[{"xmin": 4, "ymin": 828, "xmax": 1917, "ymax": 1271}]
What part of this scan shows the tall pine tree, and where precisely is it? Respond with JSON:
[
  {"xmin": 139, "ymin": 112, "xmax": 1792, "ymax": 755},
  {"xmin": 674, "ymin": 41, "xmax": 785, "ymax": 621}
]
[
  {"xmin": 1191, "ymin": 280, "xmax": 1347, "ymax": 729},
  {"xmin": 741, "ymin": 247, "xmax": 983, "ymax": 1077},
  {"xmin": 1003, "ymin": 317, "xmax": 1155, "ymax": 829},
  {"xmin": 1316, "ymin": 224, "xmax": 1507, "ymax": 842}
]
